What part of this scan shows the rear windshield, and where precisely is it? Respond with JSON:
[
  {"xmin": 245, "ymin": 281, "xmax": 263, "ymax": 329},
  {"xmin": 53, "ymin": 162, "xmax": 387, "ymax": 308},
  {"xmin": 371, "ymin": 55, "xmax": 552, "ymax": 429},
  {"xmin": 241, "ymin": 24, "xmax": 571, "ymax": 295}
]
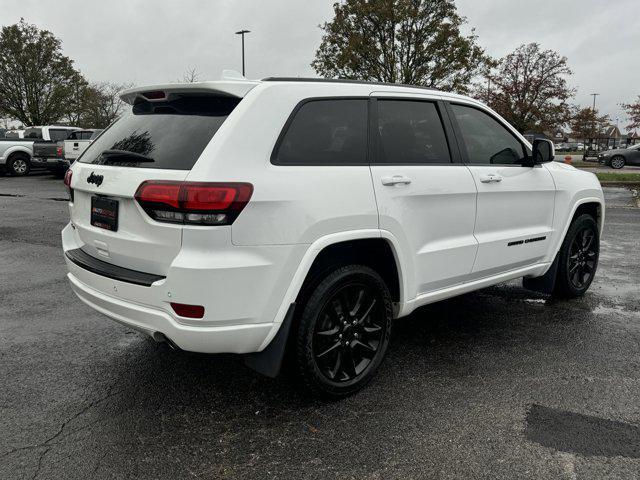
[{"xmin": 79, "ymin": 94, "xmax": 240, "ymax": 169}]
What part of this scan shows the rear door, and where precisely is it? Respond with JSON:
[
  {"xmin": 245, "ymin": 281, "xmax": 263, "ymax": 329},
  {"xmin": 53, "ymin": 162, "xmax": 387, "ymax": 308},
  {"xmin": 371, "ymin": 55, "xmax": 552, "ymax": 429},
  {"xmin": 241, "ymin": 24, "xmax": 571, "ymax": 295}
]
[
  {"xmin": 446, "ymin": 102, "xmax": 555, "ymax": 277},
  {"xmin": 369, "ymin": 95, "xmax": 478, "ymax": 297},
  {"xmin": 69, "ymin": 93, "xmax": 241, "ymax": 275}
]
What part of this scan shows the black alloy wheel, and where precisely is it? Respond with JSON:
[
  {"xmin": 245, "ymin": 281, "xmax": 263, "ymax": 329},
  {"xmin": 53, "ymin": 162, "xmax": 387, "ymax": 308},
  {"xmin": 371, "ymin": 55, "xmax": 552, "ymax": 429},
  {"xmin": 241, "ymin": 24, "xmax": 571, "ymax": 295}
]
[
  {"xmin": 294, "ymin": 265, "xmax": 392, "ymax": 399},
  {"xmin": 553, "ymin": 214, "xmax": 599, "ymax": 298},
  {"xmin": 312, "ymin": 282, "xmax": 386, "ymax": 382},
  {"xmin": 567, "ymin": 225, "xmax": 598, "ymax": 290}
]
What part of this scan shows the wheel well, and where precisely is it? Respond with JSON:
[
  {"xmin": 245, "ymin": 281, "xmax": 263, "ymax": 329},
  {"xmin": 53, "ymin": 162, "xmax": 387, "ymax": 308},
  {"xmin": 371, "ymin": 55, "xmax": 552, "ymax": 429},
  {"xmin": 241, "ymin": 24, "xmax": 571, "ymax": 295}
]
[
  {"xmin": 298, "ymin": 239, "xmax": 401, "ymax": 304},
  {"xmin": 7, "ymin": 151, "xmax": 30, "ymax": 161},
  {"xmin": 572, "ymin": 202, "xmax": 602, "ymax": 230}
]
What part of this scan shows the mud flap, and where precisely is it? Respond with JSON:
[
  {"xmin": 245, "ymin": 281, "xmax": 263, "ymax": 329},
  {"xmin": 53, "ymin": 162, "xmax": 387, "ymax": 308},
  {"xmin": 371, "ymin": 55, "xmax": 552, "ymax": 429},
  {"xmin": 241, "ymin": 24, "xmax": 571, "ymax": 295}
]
[
  {"xmin": 244, "ymin": 303, "xmax": 295, "ymax": 378},
  {"xmin": 523, "ymin": 254, "xmax": 559, "ymax": 294}
]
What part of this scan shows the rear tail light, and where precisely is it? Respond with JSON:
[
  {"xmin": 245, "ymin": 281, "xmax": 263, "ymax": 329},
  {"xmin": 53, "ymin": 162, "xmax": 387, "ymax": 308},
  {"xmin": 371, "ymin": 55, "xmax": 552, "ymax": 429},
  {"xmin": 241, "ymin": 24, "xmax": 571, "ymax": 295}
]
[
  {"xmin": 56, "ymin": 146, "xmax": 63, "ymax": 157},
  {"xmin": 134, "ymin": 181, "xmax": 253, "ymax": 226},
  {"xmin": 63, "ymin": 169, "xmax": 73, "ymax": 201},
  {"xmin": 170, "ymin": 302, "xmax": 205, "ymax": 319}
]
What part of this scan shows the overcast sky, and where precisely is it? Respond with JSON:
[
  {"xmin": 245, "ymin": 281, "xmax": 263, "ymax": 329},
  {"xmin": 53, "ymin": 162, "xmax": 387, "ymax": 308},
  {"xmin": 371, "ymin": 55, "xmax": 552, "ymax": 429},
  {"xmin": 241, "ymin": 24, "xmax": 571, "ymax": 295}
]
[{"xmin": 2, "ymin": 0, "xmax": 637, "ymax": 130}]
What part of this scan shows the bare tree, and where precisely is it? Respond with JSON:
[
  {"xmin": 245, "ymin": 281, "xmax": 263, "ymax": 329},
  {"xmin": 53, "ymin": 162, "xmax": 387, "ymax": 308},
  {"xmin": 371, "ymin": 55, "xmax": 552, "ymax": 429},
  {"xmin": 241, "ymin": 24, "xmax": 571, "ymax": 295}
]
[
  {"xmin": 65, "ymin": 82, "xmax": 131, "ymax": 128},
  {"xmin": 182, "ymin": 67, "xmax": 201, "ymax": 83}
]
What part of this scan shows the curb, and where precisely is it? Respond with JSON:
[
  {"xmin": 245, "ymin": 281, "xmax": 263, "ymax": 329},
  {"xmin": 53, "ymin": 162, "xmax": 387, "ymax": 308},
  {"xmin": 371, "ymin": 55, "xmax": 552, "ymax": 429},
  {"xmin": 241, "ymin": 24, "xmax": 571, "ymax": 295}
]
[{"xmin": 598, "ymin": 181, "xmax": 640, "ymax": 188}]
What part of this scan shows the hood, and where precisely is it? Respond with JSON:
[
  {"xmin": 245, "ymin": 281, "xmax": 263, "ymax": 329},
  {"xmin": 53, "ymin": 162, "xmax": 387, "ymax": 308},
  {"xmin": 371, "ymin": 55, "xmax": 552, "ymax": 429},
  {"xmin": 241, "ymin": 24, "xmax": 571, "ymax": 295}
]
[{"xmin": 600, "ymin": 149, "xmax": 626, "ymax": 155}]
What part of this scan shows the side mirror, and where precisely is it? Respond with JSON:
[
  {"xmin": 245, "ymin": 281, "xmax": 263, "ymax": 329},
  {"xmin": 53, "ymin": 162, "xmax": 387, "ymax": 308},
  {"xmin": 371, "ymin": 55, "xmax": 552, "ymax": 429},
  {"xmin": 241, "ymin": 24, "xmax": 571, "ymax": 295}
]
[{"xmin": 531, "ymin": 138, "xmax": 555, "ymax": 164}]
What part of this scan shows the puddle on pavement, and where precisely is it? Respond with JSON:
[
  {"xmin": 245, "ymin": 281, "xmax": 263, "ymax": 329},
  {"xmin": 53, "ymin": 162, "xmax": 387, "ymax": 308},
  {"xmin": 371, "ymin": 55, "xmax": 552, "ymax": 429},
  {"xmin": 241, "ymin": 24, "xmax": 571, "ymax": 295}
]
[
  {"xmin": 525, "ymin": 404, "xmax": 640, "ymax": 458},
  {"xmin": 523, "ymin": 298, "xmax": 547, "ymax": 305}
]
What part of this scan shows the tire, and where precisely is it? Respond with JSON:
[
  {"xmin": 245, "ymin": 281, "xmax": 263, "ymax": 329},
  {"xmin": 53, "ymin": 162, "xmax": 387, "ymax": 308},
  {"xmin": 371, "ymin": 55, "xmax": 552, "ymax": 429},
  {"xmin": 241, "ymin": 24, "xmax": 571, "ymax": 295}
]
[
  {"xmin": 7, "ymin": 153, "xmax": 30, "ymax": 176},
  {"xmin": 553, "ymin": 214, "xmax": 599, "ymax": 298},
  {"xmin": 610, "ymin": 155, "xmax": 625, "ymax": 169},
  {"xmin": 293, "ymin": 265, "xmax": 393, "ymax": 399}
]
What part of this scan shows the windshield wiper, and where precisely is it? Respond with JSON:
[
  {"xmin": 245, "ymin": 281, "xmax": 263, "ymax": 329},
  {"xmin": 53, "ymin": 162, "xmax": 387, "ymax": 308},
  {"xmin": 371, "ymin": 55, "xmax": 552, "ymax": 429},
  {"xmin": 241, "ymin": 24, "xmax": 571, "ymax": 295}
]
[{"xmin": 100, "ymin": 149, "xmax": 155, "ymax": 163}]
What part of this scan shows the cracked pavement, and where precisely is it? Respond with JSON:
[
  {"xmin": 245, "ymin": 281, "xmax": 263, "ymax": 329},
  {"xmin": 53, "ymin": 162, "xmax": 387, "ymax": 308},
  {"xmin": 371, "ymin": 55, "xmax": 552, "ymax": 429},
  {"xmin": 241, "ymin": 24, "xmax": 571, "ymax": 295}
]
[{"xmin": 1, "ymin": 173, "xmax": 640, "ymax": 479}]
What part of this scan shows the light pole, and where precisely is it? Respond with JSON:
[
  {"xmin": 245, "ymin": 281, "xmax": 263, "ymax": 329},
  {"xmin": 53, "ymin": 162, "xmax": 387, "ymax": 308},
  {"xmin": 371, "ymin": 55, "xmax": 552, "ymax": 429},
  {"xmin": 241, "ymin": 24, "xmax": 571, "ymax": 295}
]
[
  {"xmin": 590, "ymin": 93, "xmax": 600, "ymax": 150},
  {"xmin": 235, "ymin": 29, "xmax": 250, "ymax": 76}
]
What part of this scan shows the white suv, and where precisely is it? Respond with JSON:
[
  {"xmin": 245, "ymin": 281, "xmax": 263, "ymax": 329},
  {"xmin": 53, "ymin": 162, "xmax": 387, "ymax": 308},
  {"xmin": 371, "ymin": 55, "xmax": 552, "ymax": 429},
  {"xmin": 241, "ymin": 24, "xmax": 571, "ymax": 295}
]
[{"xmin": 62, "ymin": 78, "xmax": 604, "ymax": 398}]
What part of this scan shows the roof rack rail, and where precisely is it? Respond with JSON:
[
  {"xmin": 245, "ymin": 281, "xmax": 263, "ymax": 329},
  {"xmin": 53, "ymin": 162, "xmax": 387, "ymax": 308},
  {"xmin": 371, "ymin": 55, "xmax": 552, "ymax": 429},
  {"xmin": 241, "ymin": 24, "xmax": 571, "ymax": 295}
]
[{"xmin": 261, "ymin": 77, "xmax": 440, "ymax": 92}]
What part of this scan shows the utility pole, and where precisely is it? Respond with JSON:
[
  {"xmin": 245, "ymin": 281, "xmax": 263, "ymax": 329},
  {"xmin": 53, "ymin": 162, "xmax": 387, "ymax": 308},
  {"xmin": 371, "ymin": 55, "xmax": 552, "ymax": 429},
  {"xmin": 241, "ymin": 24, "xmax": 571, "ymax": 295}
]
[
  {"xmin": 590, "ymin": 93, "xmax": 599, "ymax": 111},
  {"xmin": 235, "ymin": 29, "xmax": 250, "ymax": 76}
]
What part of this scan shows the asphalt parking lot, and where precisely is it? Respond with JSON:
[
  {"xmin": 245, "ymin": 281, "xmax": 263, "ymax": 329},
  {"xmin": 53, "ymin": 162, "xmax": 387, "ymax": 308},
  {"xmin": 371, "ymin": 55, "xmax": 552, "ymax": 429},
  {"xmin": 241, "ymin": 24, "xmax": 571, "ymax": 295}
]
[{"xmin": 1, "ymin": 173, "xmax": 639, "ymax": 479}]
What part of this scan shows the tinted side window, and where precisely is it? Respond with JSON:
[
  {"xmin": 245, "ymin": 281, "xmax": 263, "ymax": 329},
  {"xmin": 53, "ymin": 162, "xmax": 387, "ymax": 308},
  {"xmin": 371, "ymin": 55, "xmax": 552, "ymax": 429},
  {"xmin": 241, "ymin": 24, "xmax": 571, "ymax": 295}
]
[
  {"xmin": 50, "ymin": 129, "xmax": 70, "ymax": 141},
  {"xmin": 80, "ymin": 132, "xmax": 93, "ymax": 140},
  {"xmin": 273, "ymin": 99, "xmax": 368, "ymax": 165},
  {"xmin": 377, "ymin": 100, "xmax": 451, "ymax": 164},
  {"xmin": 451, "ymin": 104, "xmax": 526, "ymax": 165}
]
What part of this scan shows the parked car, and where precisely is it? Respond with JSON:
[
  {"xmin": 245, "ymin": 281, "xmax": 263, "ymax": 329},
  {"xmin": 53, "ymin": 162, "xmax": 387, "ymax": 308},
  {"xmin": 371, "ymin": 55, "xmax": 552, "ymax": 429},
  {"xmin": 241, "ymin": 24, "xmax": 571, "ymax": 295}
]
[
  {"xmin": 598, "ymin": 143, "xmax": 640, "ymax": 169},
  {"xmin": 61, "ymin": 129, "xmax": 103, "ymax": 169},
  {"xmin": 31, "ymin": 125, "xmax": 81, "ymax": 175},
  {"xmin": 62, "ymin": 78, "xmax": 604, "ymax": 398}
]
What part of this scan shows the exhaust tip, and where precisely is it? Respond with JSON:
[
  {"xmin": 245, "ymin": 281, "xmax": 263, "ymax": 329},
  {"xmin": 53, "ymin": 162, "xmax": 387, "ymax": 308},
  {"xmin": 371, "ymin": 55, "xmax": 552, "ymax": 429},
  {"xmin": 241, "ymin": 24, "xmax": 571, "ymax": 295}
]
[{"xmin": 152, "ymin": 332, "xmax": 180, "ymax": 350}]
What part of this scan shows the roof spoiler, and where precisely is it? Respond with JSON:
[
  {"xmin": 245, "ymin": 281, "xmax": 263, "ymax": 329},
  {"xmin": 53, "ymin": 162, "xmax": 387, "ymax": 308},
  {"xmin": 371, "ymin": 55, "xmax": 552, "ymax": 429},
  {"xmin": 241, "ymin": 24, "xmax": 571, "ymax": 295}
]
[{"xmin": 119, "ymin": 80, "xmax": 259, "ymax": 105}]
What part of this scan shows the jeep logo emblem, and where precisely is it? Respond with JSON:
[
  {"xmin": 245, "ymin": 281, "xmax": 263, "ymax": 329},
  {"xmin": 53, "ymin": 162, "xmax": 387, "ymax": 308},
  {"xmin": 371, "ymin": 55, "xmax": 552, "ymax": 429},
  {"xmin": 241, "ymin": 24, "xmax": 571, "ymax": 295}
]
[{"xmin": 87, "ymin": 172, "xmax": 103, "ymax": 186}]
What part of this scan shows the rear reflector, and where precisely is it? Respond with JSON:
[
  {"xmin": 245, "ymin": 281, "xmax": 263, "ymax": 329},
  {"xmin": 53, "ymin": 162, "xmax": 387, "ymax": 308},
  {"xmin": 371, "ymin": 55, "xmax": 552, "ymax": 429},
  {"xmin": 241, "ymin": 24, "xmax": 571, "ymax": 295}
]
[
  {"xmin": 134, "ymin": 181, "xmax": 253, "ymax": 225},
  {"xmin": 170, "ymin": 302, "xmax": 205, "ymax": 319}
]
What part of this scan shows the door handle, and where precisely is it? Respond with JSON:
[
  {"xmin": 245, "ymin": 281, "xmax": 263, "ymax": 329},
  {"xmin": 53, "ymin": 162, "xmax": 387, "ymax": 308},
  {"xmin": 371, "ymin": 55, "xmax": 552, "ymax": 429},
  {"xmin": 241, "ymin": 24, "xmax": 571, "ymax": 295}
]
[
  {"xmin": 479, "ymin": 173, "xmax": 503, "ymax": 183},
  {"xmin": 381, "ymin": 175, "xmax": 412, "ymax": 186}
]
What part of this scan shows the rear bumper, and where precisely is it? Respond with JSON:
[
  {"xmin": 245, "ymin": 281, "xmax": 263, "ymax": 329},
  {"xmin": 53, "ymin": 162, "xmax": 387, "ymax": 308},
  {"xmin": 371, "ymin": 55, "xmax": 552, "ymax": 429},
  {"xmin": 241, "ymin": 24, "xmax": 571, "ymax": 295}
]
[
  {"xmin": 32, "ymin": 157, "xmax": 63, "ymax": 170},
  {"xmin": 67, "ymin": 272, "xmax": 274, "ymax": 353},
  {"xmin": 62, "ymin": 222, "xmax": 303, "ymax": 354}
]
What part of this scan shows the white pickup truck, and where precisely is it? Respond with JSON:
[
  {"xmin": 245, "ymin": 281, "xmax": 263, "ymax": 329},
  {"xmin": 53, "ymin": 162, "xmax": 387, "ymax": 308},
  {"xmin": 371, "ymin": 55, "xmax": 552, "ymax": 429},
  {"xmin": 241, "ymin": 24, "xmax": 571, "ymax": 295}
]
[
  {"xmin": 62, "ymin": 129, "xmax": 103, "ymax": 168},
  {"xmin": 0, "ymin": 125, "xmax": 80, "ymax": 176}
]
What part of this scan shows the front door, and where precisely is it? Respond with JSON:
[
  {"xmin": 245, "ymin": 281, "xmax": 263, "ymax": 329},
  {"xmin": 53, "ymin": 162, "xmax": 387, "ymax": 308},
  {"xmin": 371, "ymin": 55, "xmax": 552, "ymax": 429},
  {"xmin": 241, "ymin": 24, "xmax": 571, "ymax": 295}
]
[
  {"xmin": 447, "ymin": 102, "xmax": 556, "ymax": 278},
  {"xmin": 369, "ymin": 97, "xmax": 478, "ymax": 298}
]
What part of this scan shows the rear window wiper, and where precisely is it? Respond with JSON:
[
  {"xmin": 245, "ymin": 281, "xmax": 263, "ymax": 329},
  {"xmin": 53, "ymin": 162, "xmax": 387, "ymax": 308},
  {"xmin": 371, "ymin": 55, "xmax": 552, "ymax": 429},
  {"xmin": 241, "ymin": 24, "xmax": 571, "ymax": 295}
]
[{"xmin": 99, "ymin": 149, "xmax": 155, "ymax": 163}]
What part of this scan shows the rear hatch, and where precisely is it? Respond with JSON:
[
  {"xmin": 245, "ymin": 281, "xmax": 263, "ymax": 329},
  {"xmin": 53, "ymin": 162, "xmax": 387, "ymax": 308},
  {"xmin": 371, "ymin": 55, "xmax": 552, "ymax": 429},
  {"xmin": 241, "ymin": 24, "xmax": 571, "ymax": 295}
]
[{"xmin": 68, "ymin": 84, "xmax": 253, "ymax": 275}]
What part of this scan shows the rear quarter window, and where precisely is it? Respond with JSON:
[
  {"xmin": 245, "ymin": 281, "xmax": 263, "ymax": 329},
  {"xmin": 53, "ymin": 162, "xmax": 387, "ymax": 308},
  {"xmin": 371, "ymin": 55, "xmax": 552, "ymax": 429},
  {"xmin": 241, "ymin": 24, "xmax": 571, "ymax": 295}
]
[
  {"xmin": 79, "ymin": 94, "xmax": 240, "ymax": 169},
  {"xmin": 272, "ymin": 99, "xmax": 368, "ymax": 165}
]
